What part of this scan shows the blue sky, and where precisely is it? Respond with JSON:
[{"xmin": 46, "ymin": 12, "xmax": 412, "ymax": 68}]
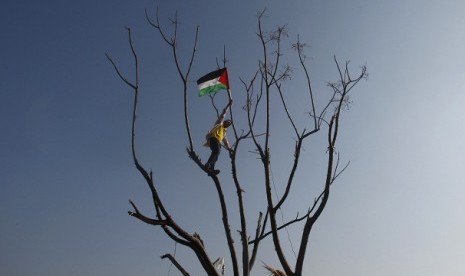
[{"xmin": 1, "ymin": 0, "xmax": 465, "ymax": 275}]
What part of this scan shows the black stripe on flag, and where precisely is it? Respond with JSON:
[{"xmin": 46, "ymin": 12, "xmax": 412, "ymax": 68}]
[{"xmin": 197, "ymin": 68, "xmax": 226, "ymax": 85}]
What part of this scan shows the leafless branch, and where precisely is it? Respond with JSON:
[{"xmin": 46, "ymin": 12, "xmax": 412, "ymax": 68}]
[
  {"xmin": 105, "ymin": 53, "xmax": 136, "ymax": 90},
  {"xmin": 128, "ymin": 200, "xmax": 167, "ymax": 226},
  {"xmin": 257, "ymin": 11, "xmax": 294, "ymax": 275},
  {"xmin": 332, "ymin": 154, "xmax": 351, "ymax": 183},
  {"xmin": 275, "ymin": 82, "xmax": 299, "ymax": 137},
  {"xmin": 108, "ymin": 24, "xmax": 222, "ymax": 276},
  {"xmin": 293, "ymin": 35, "xmax": 318, "ymax": 130},
  {"xmin": 146, "ymin": 7, "xmax": 199, "ymax": 151},
  {"xmin": 161, "ymin": 254, "xmax": 191, "ymax": 276}
]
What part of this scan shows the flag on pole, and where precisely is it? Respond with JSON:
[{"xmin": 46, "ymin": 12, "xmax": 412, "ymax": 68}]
[{"xmin": 197, "ymin": 68, "xmax": 229, "ymax": 97}]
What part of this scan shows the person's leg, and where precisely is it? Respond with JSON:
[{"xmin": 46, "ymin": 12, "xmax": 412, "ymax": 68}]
[{"xmin": 206, "ymin": 138, "xmax": 221, "ymax": 170}]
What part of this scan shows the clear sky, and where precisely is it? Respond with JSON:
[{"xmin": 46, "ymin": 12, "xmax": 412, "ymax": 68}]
[{"xmin": 1, "ymin": 0, "xmax": 465, "ymax": 275}]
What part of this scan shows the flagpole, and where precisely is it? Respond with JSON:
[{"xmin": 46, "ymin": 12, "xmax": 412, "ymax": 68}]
[{"xmin": 227, "ymin": 88, "xmax": 232, "ymax": 102}]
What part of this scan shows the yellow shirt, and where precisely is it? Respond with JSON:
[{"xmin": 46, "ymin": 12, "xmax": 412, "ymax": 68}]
[{"xmin": 204, "ymin": 124, "xmax": 227, "ymax": 146}]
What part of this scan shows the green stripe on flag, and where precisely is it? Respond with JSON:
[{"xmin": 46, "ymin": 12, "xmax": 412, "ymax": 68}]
[{"xmin": 199, "ymin": 83, "xmax": 228, "ymax": 97}]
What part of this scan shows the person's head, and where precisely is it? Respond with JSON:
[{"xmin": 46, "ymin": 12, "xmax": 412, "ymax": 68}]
[{"xmin": 223, "ymin": 120, "xmax": 232, "ymax": 128}]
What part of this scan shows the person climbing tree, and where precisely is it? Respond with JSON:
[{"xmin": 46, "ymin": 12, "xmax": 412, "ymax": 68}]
[{"xmin": 204, "ymin": 99, "xmax": 233, "ymax": 175}]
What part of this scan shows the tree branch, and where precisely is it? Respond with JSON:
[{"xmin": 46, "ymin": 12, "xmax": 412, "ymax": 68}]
[
  {"xmin": 161, "ymin": 254, "xmax": 191, "ymax": 276},
  {"xmin": 128, "ymin": 200, "xmax": 167, "ymax": 226}
]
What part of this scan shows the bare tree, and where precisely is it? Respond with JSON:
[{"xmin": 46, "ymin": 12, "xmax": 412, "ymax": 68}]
[{"xmin": 107, "ymin": 8, "xmax": 367, "ymax": 276}]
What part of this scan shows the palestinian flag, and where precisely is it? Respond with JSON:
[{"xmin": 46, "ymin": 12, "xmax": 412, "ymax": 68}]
[{"xmin": 197, "ymin": 68, "xmax": 229, "ymax": 97}]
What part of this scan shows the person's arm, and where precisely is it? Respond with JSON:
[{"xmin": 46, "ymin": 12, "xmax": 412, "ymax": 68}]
[
  {"xmin": 215, "ymin": 100, "xmax": 233, "ymax": 124},
  {"xmin": 222, "ymin": 135, "xmax": 230, "ymax": 149}
]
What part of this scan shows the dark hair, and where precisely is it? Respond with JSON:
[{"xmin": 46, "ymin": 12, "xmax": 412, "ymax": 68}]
[{"xmin": 224, "ymin": 120, "xmax": 232, "ymax": 127}]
